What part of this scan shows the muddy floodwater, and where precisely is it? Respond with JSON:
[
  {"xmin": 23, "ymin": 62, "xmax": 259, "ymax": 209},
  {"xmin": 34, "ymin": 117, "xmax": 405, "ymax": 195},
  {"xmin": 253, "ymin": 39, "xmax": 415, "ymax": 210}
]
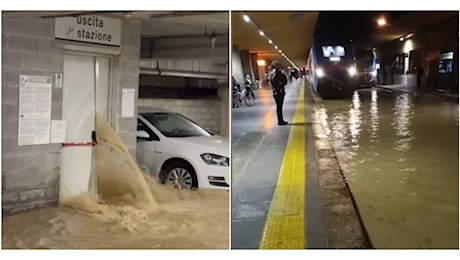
[
  {"xmin": 318, "ymin": 89, "xmax": 459, "ymax": 249},
  {"xmin": 2, "ymin": 190, "xmax": 229, "ymax": 249},
  {"xmin": 2, "ymin": 114, "xmax": 229, "ymax": 249}
]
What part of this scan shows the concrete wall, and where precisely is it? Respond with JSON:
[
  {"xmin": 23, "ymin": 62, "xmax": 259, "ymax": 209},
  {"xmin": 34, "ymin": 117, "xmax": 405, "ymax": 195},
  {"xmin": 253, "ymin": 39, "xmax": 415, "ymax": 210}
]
[
  {"xmin": 138, "ymin": 35, "xmax": 229, "ymax": 137},
  {"xmin": 1, "ymin": 14, "xmax": 141, "ymax": 214},
  {"xmin": 138, "ymin": 98, "xmax": 222, "ymax": 135}
]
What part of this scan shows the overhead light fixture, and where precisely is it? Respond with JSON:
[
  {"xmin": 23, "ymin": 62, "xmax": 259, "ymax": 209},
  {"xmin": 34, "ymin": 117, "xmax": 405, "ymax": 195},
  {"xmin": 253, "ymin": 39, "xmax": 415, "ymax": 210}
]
[
  {"xmin": 275, "ymin": 45, "xmax": 278, "ymax": 49},
  {"xmin": 259, "ymin": 30, "xmax": 264, "ymax": 36},
  {"xmin": 268, "ymin": 39, "xmax": 273, "ymax": 44},
  {"xmin": 279, "ymin": 50, "xmax": 282, "ymax": 53},
  {"xmin": 377, "ymin": 17, "xmax": 386, "ymax": 27},
  {"xmin": 329, "ymin": 57, "xmax": 340, "ymax": 62},
  {"xmin": 399, "ymin": 37, "xmax": 404, "ymax": 41},
  {"xmin": 257, "ymin": 59, "xmax": 266, "ymax": 66},
  {"xmin": 243, "ymin": 14, "xmax": 250, "ymax": 22}
]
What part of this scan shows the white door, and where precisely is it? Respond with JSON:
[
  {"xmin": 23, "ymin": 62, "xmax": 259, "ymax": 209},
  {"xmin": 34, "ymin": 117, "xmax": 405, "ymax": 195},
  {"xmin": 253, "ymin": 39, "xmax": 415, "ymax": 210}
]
[{"xmin": 59, "ymin": 54, "xmax": 110, "ymax": 203}]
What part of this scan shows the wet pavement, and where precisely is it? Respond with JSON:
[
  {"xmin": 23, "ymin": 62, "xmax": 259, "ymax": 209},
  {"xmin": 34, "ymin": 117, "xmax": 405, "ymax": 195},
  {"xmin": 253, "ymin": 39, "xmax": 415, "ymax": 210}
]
[
  {"xmin": 317, "ymin": 87, "xmax": 459, "ymax": 248},
  {"xmin": 231, "ymin": 79, "xmax": 328, "ymax": 249}
]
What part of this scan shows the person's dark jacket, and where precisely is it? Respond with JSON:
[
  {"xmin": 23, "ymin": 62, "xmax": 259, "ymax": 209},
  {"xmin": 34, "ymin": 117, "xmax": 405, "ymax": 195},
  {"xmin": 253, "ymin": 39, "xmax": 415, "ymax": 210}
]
[{"xmin": 271, "ymin": 69, "xmax": 287, "ymax": 96}]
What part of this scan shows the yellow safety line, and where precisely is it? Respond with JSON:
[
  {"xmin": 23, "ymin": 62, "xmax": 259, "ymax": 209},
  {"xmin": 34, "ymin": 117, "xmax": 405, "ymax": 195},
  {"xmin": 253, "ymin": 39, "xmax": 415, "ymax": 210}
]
[{"xmin": 259, "ymin": 81, "xmax": 306, "ymax": 249}]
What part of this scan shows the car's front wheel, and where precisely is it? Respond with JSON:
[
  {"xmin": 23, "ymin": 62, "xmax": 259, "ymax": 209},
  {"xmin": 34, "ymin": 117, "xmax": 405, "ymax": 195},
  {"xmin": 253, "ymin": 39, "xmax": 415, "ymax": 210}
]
[{"xmin": 162, "ymin": 161, "xmax": 198, "ymax": 190}]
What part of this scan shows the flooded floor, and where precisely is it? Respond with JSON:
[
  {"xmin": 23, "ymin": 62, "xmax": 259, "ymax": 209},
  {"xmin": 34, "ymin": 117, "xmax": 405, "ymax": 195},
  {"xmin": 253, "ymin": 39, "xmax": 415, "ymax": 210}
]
[
  {"xmin": 2, "ymin": 114, "xmax": 229, "ymax": 249},
  {"xmin": 318, "ymin": 88, "xmax": 459, "ymax": 248},
  {"xmin": 2, "ymin": 189, "xmax": 229, "ymax": 249}
]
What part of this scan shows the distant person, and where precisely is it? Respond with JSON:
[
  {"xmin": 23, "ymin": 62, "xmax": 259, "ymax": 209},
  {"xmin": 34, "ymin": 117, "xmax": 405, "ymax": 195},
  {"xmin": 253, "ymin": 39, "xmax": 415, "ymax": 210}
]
[
  {"xmin": 416, "ymin": 64, "xmax": 424, "ymax": 89},
  {"xmin": 270, "ymin": 61, "xmax": 288, "ymax": 125},
  {"xmin": 244, "ymin": 74, "xmax": 256, "ymax": 99}
]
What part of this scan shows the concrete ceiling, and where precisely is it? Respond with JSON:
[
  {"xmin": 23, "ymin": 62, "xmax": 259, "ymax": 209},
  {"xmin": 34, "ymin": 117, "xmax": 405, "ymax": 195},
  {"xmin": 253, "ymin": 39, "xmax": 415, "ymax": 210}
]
[
  {"xmin": 355, "ymin": 11, "xmax": 459, "ymax": 48},
  {"xmin": 2, "ymin": 11, "xmax": 229, "ymax": 38},
  {"xmin": 231, "ymin": 11, "xmax": 319, "ymax": 68},
  {"xmin": 133, "ymin": 11, "xmax": 228, "ymax": 37}
]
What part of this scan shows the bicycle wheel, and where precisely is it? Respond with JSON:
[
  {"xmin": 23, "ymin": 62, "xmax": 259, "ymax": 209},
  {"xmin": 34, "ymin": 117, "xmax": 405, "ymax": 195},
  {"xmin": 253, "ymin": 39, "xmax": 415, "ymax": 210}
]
[{"xmin": 244, "ymin": 94, "xmax": 255, "ymax": 106}]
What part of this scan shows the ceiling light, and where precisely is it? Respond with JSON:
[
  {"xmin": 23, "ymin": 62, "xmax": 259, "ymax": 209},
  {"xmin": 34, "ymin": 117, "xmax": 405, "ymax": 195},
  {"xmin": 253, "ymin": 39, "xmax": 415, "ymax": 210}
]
[
  {"xmin": 399, "ymin": 37, "xmax": 404, "ymax": 41},
  {"xmin": 278, "ymin": 50, "xmax": 282, "ymax": 53},
  {"xmin": 259, "ymin": 30, "xmax": 264, "ymax": 36},
  {"xmin": 243, "ymin": 14, "xmax": 250, "ymax": 22},
  {"xmin": 268, "ymin": 39, "xmax": 273, "ymax": 44},
  {"xmin": 275, "ymin": 45, "xmax": 278, "ymax": 49}
]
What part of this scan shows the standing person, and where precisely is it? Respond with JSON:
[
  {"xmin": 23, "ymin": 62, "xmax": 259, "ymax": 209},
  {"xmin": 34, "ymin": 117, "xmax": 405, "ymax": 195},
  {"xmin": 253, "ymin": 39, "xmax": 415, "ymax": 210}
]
[
  {"xmin": 244, "ymin": 74, "xmax": 256, "ymax": 99},
  {"xmin": 416, "ymin": 64, "xmax": 424, "ymax": 89},
  {"xmin": 270, "ymin": 61, "xmax": 288, "ymax": 125}
]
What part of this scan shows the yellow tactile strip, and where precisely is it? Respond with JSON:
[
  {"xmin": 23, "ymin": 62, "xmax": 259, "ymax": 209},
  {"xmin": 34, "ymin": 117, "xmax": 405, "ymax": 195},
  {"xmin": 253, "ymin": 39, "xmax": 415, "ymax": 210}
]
[{"xmin": 259, "ymin": 82, "xmax": 306, "ymax": 249}]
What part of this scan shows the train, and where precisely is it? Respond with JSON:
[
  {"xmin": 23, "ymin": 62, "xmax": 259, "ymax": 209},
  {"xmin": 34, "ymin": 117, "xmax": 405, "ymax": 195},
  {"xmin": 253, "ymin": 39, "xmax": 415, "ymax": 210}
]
[{"xmin": 307, "ymin": 38, "xmax": 378, "ymax": 99}]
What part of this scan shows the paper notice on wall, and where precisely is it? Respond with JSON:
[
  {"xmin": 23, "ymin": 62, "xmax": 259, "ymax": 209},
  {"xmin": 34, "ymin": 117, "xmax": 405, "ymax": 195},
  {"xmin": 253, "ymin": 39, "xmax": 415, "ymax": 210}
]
[
  {"xmin": 121, "ymin": 88, "xmax": 135, "ymax": 118},
  {"xmin": 18, "ymin": 75, "xmax": 53, "ymax": 146},
  {"xmin": 50, "ymin": 120, "xmax": 66, "ymax": 143}
]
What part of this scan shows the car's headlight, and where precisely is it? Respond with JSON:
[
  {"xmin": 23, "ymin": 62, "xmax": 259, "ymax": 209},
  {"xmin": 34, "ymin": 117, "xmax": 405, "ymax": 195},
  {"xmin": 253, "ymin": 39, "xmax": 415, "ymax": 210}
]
[
  {"xmin": 316, "ymin": 68, "xmax": 324, "ymax": 77},
  {"xmin": 200, "ymin": 153, "xmax": 229, "ymax": 166},
  {"xmin": 348, "ymin": 67, "xmax": 357, "ymax": 76}
]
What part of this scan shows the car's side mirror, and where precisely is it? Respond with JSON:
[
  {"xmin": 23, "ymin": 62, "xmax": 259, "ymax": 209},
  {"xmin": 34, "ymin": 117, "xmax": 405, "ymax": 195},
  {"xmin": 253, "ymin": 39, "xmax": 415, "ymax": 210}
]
[{"xmin": 137, "ymin": 130, "xmax": 151, "ymax": 141}]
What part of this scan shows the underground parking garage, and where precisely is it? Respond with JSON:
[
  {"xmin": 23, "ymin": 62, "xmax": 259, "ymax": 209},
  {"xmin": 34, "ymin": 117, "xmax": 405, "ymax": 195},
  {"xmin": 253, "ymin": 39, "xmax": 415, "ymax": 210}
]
[{"xmin": 1, "ymin": 11, "xmax": 230, "ymax": 249}]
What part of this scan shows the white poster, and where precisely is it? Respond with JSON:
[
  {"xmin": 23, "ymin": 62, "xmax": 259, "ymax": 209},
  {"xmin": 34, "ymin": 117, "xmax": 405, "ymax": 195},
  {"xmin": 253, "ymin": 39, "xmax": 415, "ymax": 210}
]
[
  {"xmin": 18, "ymin": 75, "xmax": 53, "ymax": 146},
  {"xmin": 50, "ymin": 120, "xmax": 66, "ymax": 143},
  {"xmin": 121, "ymin": 88, "xmax": 135, "ymax": 118}
]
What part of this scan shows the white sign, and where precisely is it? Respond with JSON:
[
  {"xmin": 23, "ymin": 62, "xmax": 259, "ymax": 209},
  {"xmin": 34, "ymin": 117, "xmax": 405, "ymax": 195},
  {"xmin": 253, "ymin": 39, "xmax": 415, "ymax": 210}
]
[
  {"xmin": 121, "ymin": 88, "xmax": 135, "ymax": 118},
  {"xmin": 18, "ymin": 75, "xmax": 52, "ymax": 146},
  {"xmin": 55, "ymin": 15, "xmax": 121, "ymax": 46},
  {"xmin": 50, "ymin": 120, "xmax": 66, "ymax": 143}
]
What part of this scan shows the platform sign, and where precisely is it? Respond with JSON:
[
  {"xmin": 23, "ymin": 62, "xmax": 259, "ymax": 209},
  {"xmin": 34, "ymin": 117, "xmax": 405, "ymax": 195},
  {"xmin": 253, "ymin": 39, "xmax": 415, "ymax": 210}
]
[
  {"xmin": 18, "ymin": 75, "xmax": 52, "ymax": 146},
  {"xmin": 55, "ymin": 15, "xmax": 121, "ymax": 46}
]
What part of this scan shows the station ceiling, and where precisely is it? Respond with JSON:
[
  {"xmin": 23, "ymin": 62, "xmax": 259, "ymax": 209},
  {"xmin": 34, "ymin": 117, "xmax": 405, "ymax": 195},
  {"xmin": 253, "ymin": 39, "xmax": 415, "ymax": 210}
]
[
  {"xmin": 231, "ymin": 11, "xmax": 319, "ymax": 68},
  {"xmin": 353, "ymin": 11, "xmax": 459, "ymax": 48}
]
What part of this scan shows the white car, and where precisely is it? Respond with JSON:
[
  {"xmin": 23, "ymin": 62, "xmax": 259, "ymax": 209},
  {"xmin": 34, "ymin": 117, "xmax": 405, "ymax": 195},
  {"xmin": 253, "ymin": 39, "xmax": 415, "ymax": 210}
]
[{"xmin": 136, "ymin": 107, "xmax": 229, "ymax": 190}]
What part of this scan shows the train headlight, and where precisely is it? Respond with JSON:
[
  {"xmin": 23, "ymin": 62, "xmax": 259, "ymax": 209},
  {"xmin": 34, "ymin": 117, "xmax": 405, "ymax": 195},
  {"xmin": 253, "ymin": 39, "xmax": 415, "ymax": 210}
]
[
  {"xmin": 348, "ymin": 67, "xmax": 357, "ymax": 76},
  {"xmin": 316, "ymin": 68, "xmax": 324, "ymax": 77}
]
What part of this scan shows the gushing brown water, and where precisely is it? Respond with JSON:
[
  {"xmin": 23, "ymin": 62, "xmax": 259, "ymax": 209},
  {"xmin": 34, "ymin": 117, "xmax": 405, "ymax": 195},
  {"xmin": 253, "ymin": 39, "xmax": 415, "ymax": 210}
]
[{"xmin": 2, "ymin": 114, "xmax": 229, "ymax": 249}]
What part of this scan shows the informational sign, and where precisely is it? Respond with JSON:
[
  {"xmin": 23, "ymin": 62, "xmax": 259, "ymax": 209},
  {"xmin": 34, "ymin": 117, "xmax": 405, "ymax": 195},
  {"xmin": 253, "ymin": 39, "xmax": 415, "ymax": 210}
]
[
  {"xmin": 18, "ymin": 75, "xmax": 52, "ymax": 146},
  {"xmin": 50, "ymin": 120, "xmax": 66, "ymax": 143},
  {"xmin": 54, "ymin": 15, "xmax": 121, "ymax": 46},
  {"xmin": 121, "ymin": 88, "xmax": 135, "ymax": 118}
]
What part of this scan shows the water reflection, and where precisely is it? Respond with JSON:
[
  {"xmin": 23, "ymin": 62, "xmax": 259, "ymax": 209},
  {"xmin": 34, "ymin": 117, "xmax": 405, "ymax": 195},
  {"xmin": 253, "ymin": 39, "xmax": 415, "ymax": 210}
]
[
  {"xmin": 369, "ymin": 89, "xmax": 379, "ymax": 142},
  {"xmin": 393, "ymin": 94, "xmax": 413, "ymax": 152},
  {"xmin": 349, "ymin": 91, "xmax": 362, "ymax": 145},
  {"xmin": 320, "ymin": 88, "xmax": 459, "ymax": 248},
  {"xmin": 260, "ymin": 88, "xmax": 274, "ymax": 131}
]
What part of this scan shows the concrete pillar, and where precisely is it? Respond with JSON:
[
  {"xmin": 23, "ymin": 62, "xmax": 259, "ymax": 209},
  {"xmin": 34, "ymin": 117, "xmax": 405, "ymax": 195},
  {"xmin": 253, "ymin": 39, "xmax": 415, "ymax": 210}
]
[
  {"xmin": 240, "ymin": 49, "xmax": 253, "ymax": 82},
  {"xmin": 232, "ymin": 45, "xmax": 244, "ymax": 84}
]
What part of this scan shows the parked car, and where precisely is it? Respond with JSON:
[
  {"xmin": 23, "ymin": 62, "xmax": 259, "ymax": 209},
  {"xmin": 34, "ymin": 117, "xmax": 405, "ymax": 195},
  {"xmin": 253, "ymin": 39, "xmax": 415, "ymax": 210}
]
[{"xmin": 136, "ymin": 107, "xmax": 229, "ymax": 190}]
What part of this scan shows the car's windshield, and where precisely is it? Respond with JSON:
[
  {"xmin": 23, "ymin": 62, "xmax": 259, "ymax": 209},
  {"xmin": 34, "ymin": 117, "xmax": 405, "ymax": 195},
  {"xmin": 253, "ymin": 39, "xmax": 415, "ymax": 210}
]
[{"xmin": 141, "ymin": 112, "xmax": 213, "ymax": 138}]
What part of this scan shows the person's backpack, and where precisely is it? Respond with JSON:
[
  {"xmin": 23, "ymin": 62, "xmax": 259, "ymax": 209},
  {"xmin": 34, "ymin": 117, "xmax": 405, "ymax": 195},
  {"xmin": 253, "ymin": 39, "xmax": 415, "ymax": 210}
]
[{"xmin": 272, "ymin": 70, "xmax": 287, "ymax": 87}]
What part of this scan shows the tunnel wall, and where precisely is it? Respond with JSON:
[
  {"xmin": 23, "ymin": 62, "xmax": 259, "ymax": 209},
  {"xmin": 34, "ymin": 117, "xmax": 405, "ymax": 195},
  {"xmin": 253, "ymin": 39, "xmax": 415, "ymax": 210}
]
[{"xmin": 1, "ymin": 14, "xmax": 141, "ymax": 214}]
